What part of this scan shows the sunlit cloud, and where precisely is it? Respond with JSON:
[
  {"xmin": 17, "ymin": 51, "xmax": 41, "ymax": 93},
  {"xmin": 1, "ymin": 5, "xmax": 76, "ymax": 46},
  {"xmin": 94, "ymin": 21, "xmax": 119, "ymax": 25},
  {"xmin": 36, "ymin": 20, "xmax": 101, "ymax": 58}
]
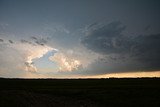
[
  {"xmin": 49, "ymin": 52, "xmax": 82, "ymax": 72},
  {"xmin": 10, "ymin": 42, "xmax": 55, "ymax": 73}
]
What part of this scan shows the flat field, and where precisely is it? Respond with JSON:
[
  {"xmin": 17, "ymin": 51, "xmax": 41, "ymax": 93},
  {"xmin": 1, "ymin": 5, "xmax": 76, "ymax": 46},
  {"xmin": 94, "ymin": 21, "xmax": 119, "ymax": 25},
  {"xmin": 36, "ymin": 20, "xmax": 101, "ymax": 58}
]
[{"xmin": 0, "ymin": 78, "xmax": 160, "ymax": 107}]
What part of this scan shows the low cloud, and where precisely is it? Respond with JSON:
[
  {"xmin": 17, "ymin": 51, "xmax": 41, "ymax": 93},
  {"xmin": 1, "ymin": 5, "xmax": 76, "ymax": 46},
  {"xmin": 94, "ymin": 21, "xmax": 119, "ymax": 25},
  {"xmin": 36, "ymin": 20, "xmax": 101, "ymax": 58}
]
[
  {"xmin": 31, "ymin": 36, "xmax": 47, "ymax": 46},
  {"xmin": 0, "ymin": 39, "xmax": 3, "ymax": 42},
  {"xmin": 8, "ymin": 40, "xmax": 14, "ymax": 44},
  {"xmin": 20, "ymin": 39, "xmax": 35, "ymax": 45},
  {"xmin": 24, "ymin": 62, "xmax": 37, "ymax": 72}
]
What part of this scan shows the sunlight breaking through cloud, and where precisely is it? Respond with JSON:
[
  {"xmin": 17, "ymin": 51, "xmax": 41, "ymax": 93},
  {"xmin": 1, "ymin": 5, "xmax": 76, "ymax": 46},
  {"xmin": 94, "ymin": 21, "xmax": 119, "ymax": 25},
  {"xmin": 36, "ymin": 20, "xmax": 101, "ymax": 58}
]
[{"xmin": 10, "ymin": 43, "xmax": 55, "ymax": 72}]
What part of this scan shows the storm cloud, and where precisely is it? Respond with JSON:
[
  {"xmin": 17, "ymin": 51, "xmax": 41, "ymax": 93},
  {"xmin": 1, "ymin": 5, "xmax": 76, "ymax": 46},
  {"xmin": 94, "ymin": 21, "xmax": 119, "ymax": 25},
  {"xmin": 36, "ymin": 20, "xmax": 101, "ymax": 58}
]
[
  {"xmin": 81, "ymin": 21, "xmax": 128, "ymax": 54},
  {"xmin": 81, "ymin": 21, "xmax": 160, "ymax": 73},
  {"xmin": 0, "ymin": 39, "xmax": 3, "ymax": 42},
  {"xmin": 131, "ymin": 34, "xmax": 160, "ymax": 69}
]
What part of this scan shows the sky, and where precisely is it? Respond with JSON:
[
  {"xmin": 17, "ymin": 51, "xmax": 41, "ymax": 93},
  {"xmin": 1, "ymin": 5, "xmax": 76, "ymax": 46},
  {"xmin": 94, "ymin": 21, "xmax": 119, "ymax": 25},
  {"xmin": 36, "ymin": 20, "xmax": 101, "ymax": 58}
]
[{"xmin": 0, "ymin": 0, "xmax": 160, "ymax": 78}]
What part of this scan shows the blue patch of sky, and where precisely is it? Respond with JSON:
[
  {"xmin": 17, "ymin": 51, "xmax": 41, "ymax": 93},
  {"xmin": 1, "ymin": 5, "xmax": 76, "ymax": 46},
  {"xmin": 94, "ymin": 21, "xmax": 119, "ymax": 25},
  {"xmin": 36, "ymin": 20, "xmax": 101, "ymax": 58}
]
[{"xmin": 33, "ymin": 50, "xmax": 58, "ymax": 72}]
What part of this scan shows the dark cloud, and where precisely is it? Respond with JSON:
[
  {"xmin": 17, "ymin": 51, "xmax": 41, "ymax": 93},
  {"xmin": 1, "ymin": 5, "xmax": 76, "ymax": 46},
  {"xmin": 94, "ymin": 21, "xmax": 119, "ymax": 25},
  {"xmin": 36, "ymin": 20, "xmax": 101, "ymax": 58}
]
[
  {"xmin": 131, "ymin": 34, "xmax": 160, "ymax": 70},
  {"xmin": 81, "ymin": 21, "xmax": 129, "ymax": 54},
  {"xmin": 35, "ymin": 41, "xmax": 45, "ymax": 46},
  {"xmin": 144, "ymin": 25, "xmax": 151, "ymax": 31},
  {"xmin": 21, "ymin": 39, "xmax": 30, "ymax": 43},
  {"xmin": 24, "ymin": 62, "xmax": 37, "ymax": 72},
  {"xmin": 81, "ymin": 21, "xmax": 160, "ymax": 73},
  {"xmin": 0, "ymin": 39, "xmax": 3, "ymax": 42},
  {"xmin": 20, "ymin": 37, "xmax": 47, "ymax": 46},
  {"xmin": 31, "ymin": 36, "xmax": 38, "ymax": 40},
  {"xmin": 8, "ymin": 40, "xmax": 14, "ymax": 44},
  {"xmin": 30, "ymin": 36, "xmax": 47, "ymax": 46},
  {"xmin": 20, "ymin": 39, "xmax": 35, "ymax": 46}
]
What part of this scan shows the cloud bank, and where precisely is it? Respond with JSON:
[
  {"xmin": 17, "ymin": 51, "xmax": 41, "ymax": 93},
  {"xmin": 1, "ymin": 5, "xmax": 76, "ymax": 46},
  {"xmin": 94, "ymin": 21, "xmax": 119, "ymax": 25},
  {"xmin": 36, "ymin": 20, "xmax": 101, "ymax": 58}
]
[
  {"xmin": 0, "ymin": 20, "xmax": 160, "ymax": 78},
  {"xmin": 80, "ymin": 21, "xmax": 160, "ymax": 74},
  {"xmin": 0, "ymin": 37, "xmax": 54, "ymax": 77}
]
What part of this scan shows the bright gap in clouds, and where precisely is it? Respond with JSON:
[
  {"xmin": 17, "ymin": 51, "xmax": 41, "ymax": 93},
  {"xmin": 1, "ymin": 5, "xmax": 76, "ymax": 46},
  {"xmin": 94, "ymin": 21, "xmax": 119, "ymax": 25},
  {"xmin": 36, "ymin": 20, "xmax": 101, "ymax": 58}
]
[
  {"xmin": 12, "ymin": 43, "xmax": 55, "ymax": 73},
  {"xmin": 33, "ymin": 50, "xmax": 59, "ymax": 73},
  {"xmin": 29, "ymin": 46, "xmax": 82, "ymax": 74}
]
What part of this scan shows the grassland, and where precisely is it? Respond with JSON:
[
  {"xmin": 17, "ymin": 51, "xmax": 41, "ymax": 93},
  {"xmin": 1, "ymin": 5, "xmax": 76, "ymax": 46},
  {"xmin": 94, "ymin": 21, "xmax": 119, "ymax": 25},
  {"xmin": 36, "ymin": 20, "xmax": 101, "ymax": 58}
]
[{"xmin": 0, "ymin": 78, "xmax": 160, "ymax": 107}]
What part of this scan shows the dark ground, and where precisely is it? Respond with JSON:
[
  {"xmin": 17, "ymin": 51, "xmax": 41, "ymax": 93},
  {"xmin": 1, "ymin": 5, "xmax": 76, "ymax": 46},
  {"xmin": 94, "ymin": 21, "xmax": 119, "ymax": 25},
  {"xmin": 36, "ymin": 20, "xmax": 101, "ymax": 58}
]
[{"xmin": 0, "ymin": 78, "xmax": 160, "ymax": 107}]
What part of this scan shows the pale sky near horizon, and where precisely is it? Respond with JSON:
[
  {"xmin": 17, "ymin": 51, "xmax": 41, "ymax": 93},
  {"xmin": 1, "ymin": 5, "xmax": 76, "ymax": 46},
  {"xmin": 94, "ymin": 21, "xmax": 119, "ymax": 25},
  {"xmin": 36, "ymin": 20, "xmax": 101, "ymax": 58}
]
[{"xmin": 0, "ymin": 0, "xmax": 160, "ymax": 78}]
